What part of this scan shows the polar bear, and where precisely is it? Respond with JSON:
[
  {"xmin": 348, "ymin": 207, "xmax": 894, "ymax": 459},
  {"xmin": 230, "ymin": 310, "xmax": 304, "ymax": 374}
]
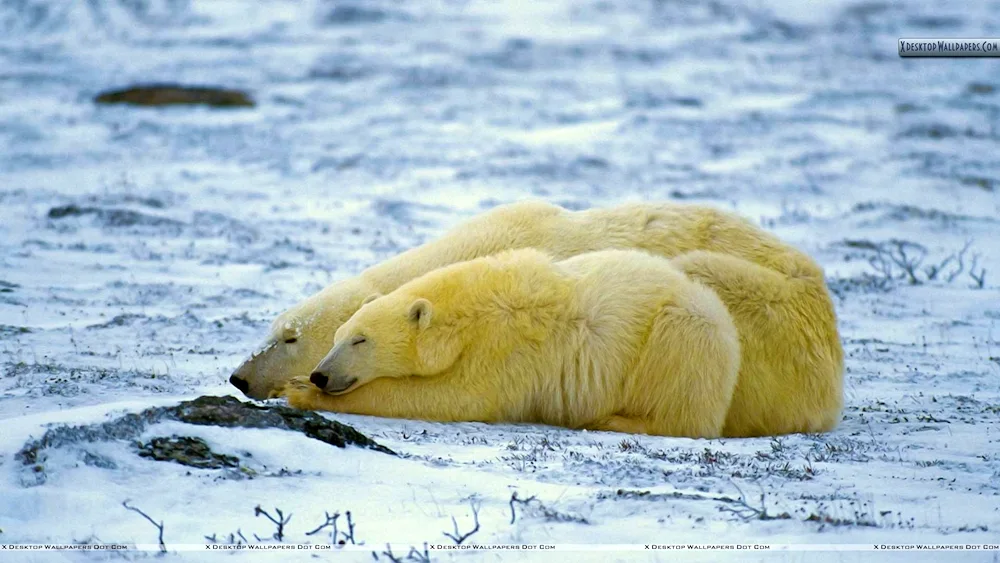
[
  {"xmin": 231, "ymin": 201, "xmax": 843, "ymax": 430},
  {"xmin": 285, "ymin": 249, "xmax": 742, "ymax": 438},
  {"xmin": 287, "ymin": 246, "xmax": 843, "ymax": 437}
]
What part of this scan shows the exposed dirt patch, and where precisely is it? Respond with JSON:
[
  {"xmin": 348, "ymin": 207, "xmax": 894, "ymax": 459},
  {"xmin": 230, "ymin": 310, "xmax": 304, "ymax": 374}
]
[{"xmin": 94, "ymin": 85, "xmax": 255, "ymax": 108}]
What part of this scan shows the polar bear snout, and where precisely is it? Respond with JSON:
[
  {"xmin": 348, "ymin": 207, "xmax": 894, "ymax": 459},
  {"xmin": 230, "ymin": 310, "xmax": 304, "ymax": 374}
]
[
  {"xmin": 310, "ymin": 371, "xmax": 358, "ymax": 394},
  {"xmin": 229, "ymin": 374, "xmax": 250, "ymax": 394},
  {"xmin": 311, "ymin": 340, "xmax": 364, "ymax": 393},
  {"xmin": 310, "ymin": 372, "xmax": 328, "ymax": 389}
]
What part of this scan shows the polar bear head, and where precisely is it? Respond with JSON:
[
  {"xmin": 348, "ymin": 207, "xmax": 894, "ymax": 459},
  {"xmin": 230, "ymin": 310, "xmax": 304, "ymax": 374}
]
[
  {"xmin": 229, "ymin": 277, "xmax": 373, "ymax": 399},
  {"xmin": 306, "ymin": 249, "xmax": 559, "ymax": 395},
  {"xmin": 308, "ymin": 290, "xmax": 462, "ymax": 394}
]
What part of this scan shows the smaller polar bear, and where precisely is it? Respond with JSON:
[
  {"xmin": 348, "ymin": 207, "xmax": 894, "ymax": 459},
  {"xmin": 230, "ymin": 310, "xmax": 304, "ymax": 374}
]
[{"xmin": 285, "ymin": 248, "xmax": 742, "ymax": 438}]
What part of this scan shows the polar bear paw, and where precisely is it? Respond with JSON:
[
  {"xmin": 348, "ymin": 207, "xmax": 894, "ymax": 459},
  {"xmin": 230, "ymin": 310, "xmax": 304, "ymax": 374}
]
[{"xmin": 282, "ymin": 375, "xmax": 324, "ymax": 409}]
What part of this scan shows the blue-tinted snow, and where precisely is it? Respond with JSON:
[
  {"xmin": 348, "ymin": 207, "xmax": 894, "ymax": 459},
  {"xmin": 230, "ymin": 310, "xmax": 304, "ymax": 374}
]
[{"xmin": 1, "ymin": 0, "xmax": 998, "ymax": 560}]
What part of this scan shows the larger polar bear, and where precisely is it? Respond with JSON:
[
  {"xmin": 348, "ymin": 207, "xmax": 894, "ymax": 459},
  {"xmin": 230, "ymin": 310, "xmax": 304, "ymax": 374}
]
[
  {"xmin": 286, "ymin": 248, "xmax": 743, "ymax": 438},
  {"xmin": 231, "ymin": 201, "xmax": 842, "ymax": 434}
]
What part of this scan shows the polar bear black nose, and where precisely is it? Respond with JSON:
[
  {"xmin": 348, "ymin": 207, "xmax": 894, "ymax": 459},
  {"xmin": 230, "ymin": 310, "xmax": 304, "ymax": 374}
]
[
  {"xmin": 229, "ymin": 375, "xmax": 250, "ymax": 394},
  {"xmin": 310, "ymin": 372, "xmax": 329, "ymax": 389}
]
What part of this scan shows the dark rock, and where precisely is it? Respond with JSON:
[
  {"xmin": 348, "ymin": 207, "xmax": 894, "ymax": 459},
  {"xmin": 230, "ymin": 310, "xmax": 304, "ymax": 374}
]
[
  {"xmin": 47, "ymin": 204, "xmax": 89, "ymax": 219},
  {"xmin": 669, "ymin": 189, "xmax": 723, "ymax": 200},
  {"xmin": 967, "ymin": 83, "xmax": 995, "ymax": 95},
  {"xmin": 94, "ymin": 85, "xmax": 255, "ymax": 108},
  {"xmin": 850, "ymin": 202, "xmax": 997, "ymax": 225},
  {"xmin": 170, "ymin": 395, "xmax": 393, "ymax": 452},
  {"xmin": 907, "ymin": 15, "xmax": 963, "ymax": 30},
  {"xmin": 80, "ymin": 451, "xmax": 119, "ymax": 470},
  {"xmin": 137, "ymin": 436, "xmax": 240, "ymax": 469},
  {"xmin": 47, "ymin": 204, "xmax": 184, "ymax": 229},
  {"xmin": 0, "ymin": 325, "xmax": 32, "ymax": 336},
  {"xmin": 87, "ymin": 313, "xmax": 148, "ymax": 329},
  {"xmin": 960, "ymin": 176, "xmax": 995, "ymax": 192},
  {"xmin": 322, "ymin": 4, "xmax": 389, "ymax": 25},
  {"xmin": 15, "ymin": 395, "xmax": 393, "ymax": 485}
]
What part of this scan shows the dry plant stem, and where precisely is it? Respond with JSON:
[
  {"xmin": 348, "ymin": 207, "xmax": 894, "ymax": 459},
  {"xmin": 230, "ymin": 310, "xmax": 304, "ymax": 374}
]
[
  {"xmin": 442, "ymin": 501, "xmax": 481, "ymax": 545},
  {"xmin": 122, "ymin": 500, "xmax": 166, "ymax": 554},
  {"xmin": 254, "ymin": 505, "xmax": 292, "ymax": 542}
]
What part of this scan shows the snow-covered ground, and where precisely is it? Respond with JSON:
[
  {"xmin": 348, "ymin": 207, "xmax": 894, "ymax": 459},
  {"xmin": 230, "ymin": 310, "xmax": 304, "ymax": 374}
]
[{"xmin": 1, "ymin": 0, "xmax": 999, "ymax": 561}]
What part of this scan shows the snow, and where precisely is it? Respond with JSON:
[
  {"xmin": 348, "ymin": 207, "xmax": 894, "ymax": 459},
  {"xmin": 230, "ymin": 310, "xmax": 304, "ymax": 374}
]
[{"xmin": 1, "ymin": 0, "xmax": 999, "ymax": 561}]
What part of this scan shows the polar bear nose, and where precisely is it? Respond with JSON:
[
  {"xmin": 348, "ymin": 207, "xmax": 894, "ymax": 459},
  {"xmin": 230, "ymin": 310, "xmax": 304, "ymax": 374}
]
[
  {"xmin": 229, "ymin": 375, "xmax": 250, "ymax": 394},
  {"xmin": 310, "ymin": 372, "xmax": 329, "ymax": 389}
]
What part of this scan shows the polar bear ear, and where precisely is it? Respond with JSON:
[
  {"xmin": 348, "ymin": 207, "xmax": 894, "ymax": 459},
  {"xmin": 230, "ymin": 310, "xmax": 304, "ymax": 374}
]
[
  {"xmin": 408, "ymin": 298, "xmax": 433, "ymax": 330},
  {"xmin": 361, "ymin": 293, "xmax": 382, "ymax": 306}
]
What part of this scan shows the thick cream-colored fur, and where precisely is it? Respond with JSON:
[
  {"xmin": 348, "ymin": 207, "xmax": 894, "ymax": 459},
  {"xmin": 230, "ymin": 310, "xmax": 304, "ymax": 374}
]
[
  {"xmin": 671, "ymin": 251, "xmax": 843, "ymax": 436},
  {"xmin": 287, "ymin": 249, "xmax": 742, "ymax": 439},
  {"xmin": 234, "ymin": 201, "xmax": 843, "ymax": 434}
]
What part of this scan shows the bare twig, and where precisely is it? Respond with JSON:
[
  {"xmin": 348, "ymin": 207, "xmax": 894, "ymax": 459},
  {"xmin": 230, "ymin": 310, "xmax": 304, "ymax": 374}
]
[
  {"xmin": 372, "ymin": 542, "xmax": 429, "ymax": 562},
  {"xmin": 718, "ymin": 481, "xmax": 758, "ymax": 520},
  {"xmin": 868, "ymin": 252, "xmax": 894, "ymax": 283},
  {"xmin": 122, "ymin": 500, "xmax": 166, "ymax": 554},
  {"xmin": 343, "ymin": 511, "xmax": 357, "ymax": 545},
  {"xmin": 306, "ymin": 511, "xmax": 340, "ymax": 538},
  {"xmin": 443, "ymin": 501, "xmax": 481, "ymax": 545},
  {"xmin": 718, "ymin": 482, "xmax": 790, "ymax": 521},
  {"xmin": 509, "ymin": 492, "xmax": 537, "ymax": 524},
  {"xmin": 879, "ymin": 240, "xmax": 926, "ymax": 284},
  {"xmin": 207, "ymin": 530, "xmax": 247, "ymax": 546},
  {"xmin": 865, "ymin": 239, "xmax": 978, "ymax": 288},
  {"xmin": 893, "ymin": 240, "xmax": 924, "ymax": 284},
  {"xmin": 506, "ymin": 492, "xmax": 589, "ymax": 524},
  {"xmin": 374, "ymin": 543, "xmax": 401, "ymax": 562},
  {"xmin": 254, "ymin": 505, "xmax": 292, "ymax": 542},
  {"xmin": 945, "ymin": 240, "xmax": 972, "ymax": 282},
  {"xmin": 307, "ymin": 511, "xmax": 356, "ymax": 545},
  {"xmin": 969, "ymin": 254, "xmax": 987, "ymax": 288},
  {"xmin": 923, "ymin": 254, "xmax": 954, "ymax": 281},
  {"xmin": 407, "ymin": 543, "xmax": 431, "ymax": 562}
]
